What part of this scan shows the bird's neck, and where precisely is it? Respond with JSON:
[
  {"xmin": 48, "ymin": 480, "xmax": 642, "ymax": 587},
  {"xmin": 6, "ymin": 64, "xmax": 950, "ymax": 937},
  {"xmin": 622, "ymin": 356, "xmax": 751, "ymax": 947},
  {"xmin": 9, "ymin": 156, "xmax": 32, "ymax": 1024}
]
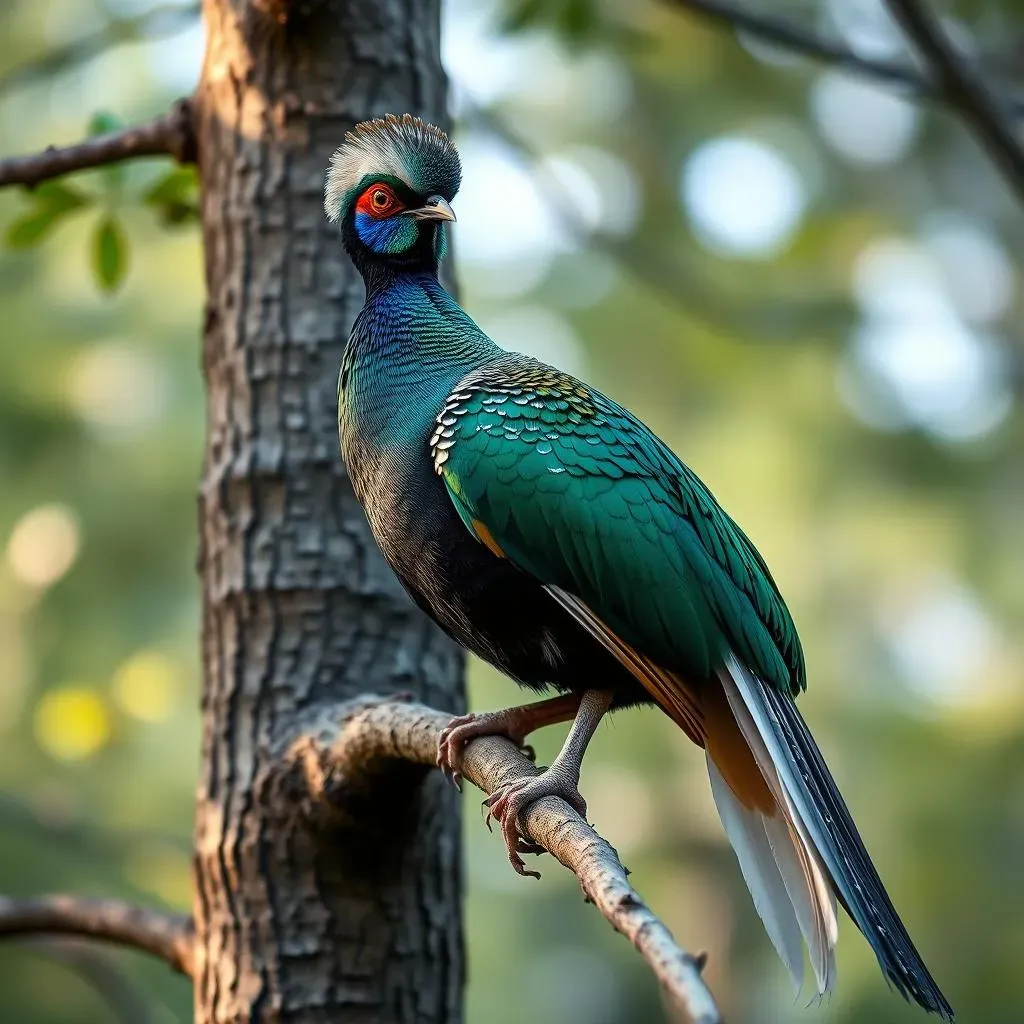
[
  {"xmin": 360, "ymin": 260, "xmax": 437, "ymax": 301},
  {"xmin": 341, "ymin": 267, "xmax": 495, "ymax": 477},
  {"xmin": 354, "ymin": 268, "xmax": 495, "ymax": 368}
]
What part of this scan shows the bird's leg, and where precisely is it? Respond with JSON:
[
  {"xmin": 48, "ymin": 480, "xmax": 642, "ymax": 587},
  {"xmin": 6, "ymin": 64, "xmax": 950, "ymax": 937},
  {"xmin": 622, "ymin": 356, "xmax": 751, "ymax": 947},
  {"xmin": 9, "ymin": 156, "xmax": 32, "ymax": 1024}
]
[
  {"xmin": 437, "ymin": 691, "xmax": 583, "ymax": 790},
  {"xmin": 483, "ymin": 688, "xmax": 614, "ymax": 877}
]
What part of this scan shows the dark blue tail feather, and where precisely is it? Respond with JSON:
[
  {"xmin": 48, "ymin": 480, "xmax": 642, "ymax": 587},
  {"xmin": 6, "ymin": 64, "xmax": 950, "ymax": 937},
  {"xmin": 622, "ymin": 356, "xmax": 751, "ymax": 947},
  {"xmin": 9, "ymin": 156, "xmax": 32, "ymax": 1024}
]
[{"xmin": 760, "ymin": 683, "xmax": 954, "ymax": 1020}]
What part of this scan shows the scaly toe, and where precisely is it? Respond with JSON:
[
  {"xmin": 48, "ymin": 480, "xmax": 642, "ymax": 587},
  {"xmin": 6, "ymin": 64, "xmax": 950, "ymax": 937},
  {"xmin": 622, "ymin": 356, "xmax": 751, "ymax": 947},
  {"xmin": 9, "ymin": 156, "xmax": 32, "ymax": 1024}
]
[
  {"xmin": 436, "ymin": 714, "xmax": 484, "ymax": 789},
  {"xmin": 437, "ymin": 712, "xmax": 534, "ymax": 792},
  {"xmin": 482, "ymin": 778, "xmax": 528, "ymax": 825},
  {"xmin": 503, "ymin": 809, "xmax": 538, "ymax": 877},
  {"xmin": 482, "ymin": 770, "xmax": 588, "ymax": 877}
]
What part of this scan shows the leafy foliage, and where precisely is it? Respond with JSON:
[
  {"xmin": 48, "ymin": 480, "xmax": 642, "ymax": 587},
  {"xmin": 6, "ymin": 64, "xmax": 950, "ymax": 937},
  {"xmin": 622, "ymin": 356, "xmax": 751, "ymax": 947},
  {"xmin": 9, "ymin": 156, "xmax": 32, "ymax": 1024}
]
[
  {"xmin": 143, "ymin": 167, "xmax": 199, "ymax": 227},
  {"xmin": 91, "ymin": 215, "xmax": 128, "ymax": 292},
  {"xmin": 4, "ymin": 182, "xmax": 91, "ymax": 248}
]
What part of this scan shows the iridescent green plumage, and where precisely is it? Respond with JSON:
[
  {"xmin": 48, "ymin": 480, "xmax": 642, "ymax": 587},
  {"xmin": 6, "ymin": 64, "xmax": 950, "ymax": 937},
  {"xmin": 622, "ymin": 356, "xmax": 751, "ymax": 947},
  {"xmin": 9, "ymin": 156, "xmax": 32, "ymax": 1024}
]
[{"xmin": 432, "ymin": 357, "xmax": 805, "ymax": 700}]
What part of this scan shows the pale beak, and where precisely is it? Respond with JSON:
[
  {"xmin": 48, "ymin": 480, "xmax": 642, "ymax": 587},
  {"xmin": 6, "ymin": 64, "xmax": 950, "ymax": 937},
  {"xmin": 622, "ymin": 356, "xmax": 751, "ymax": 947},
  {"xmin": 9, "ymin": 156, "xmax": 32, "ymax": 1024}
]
[{"xmin": 406, "ymin": 195, "xmax": 456, "ymax": 222}]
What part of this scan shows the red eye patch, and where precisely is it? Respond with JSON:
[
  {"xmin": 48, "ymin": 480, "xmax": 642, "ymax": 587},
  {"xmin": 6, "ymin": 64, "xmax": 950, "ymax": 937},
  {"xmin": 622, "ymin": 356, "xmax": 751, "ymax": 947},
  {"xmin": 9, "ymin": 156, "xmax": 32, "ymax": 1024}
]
[{"xmin": 356, "ymin": 182, "xmax": 404, "ymax": 219}]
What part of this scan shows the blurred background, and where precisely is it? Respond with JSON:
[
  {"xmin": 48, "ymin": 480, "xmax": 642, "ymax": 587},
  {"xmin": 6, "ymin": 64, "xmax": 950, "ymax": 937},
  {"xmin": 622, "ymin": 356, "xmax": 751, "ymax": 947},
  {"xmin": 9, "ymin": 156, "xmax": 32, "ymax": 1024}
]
[{"xmin": 0, "ymin": 0, "xmax": 1021, "ymax": 1021}]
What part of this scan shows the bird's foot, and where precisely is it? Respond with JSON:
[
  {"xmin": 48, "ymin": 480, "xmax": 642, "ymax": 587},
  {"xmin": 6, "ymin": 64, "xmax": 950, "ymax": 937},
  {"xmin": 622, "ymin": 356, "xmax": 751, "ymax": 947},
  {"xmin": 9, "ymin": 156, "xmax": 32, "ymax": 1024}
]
[
  {"xmin": 482, "ymin": 768, "xmax": 587, "ymax": 878},
  {"xmin": 437, "ymin": 710, "xmax": 536, "ymax": 790}
]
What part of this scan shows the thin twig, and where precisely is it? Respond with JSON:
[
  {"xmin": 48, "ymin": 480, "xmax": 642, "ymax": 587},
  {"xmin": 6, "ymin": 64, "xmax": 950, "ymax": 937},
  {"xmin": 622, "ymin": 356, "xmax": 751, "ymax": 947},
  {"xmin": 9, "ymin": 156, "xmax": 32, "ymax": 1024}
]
[
  {"xmin": 884, "ymin": 0, "xmax": 1024, "ymax": 203},
  {"xmin": 0, "ymin": 896, "xmax": 194, "ymax": 977},
  {"xmin": 665, "ymin": 0, "xmax": 1024, "ymax": 118},
  {"xmin": 0, "ymin": 3, "xmax": 201, "ymax": 98},
  {"xmin": 290, "ymin": 698, "xmax": 722, "ymax": 1024},
  {"xmin": 0, "ymin": 98, "xmax": 196, "ymax": 189}
]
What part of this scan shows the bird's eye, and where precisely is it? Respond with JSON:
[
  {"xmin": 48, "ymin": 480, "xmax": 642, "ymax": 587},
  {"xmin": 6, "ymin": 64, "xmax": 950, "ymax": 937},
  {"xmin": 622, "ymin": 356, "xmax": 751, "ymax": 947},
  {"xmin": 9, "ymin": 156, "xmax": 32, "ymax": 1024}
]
[{"xmin": 357, "ymin": 182, "xmax": 402, "ymax": 218}]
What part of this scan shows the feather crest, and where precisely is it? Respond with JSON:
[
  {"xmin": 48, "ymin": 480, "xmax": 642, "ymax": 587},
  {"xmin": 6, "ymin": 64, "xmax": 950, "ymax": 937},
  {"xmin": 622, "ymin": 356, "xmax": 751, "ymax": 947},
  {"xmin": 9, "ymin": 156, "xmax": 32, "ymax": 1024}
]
[{"xmin": 325, "ymin": 113, "xmax": 461, "ymax": 222}]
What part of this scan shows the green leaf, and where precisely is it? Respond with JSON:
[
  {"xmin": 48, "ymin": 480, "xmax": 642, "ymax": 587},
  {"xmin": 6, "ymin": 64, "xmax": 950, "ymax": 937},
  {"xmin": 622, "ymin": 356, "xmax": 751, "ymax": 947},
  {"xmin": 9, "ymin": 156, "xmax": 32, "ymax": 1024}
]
[
  {"xmin": 6, "ymin": 209, "xmax": 62, "ymax": 249},
  {"xmin": 143, "ymin": 167, "xmax": 196, "ymax": 207},
  {"xmin": 34, "ymin": 181, "xmax": 91, "ymax": 216},
  {"xmin": 3, "ymin": 181, "xmax": 92, "ymax": 250},
  {"xmin": 87, "ymin": 111, "xmax": 122, "ymax": 137},
  {"xmin": 143, "ymin": 166, "xmax": 200, "ymax": 226},
  {"xmin": 91, "ymin": 215, "xmax": 128, "ymax": 293}
]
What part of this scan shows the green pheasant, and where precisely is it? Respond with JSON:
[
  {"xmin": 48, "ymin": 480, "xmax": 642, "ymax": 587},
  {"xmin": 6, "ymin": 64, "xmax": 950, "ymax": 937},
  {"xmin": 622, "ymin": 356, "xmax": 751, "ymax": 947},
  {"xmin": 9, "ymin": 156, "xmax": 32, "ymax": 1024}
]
[{"xmin": 326, "ymin": 113, "xmax": 953, "ymax": 1018}]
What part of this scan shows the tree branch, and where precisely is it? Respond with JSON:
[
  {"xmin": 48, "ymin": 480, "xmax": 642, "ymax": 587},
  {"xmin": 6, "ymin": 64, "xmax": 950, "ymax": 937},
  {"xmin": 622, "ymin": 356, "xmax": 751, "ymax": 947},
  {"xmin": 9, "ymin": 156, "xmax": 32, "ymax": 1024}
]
[
  {"xmin": 0, "ymin": 98, "xmax": 196, "ymax": 190},
  {"xmin": 666, "ymin": 0, "xmax": 1024, "ymax": 118},
  {"xmin": 290, "ymin": 698, "xmax": 722, "ymax": 1024},
  {"xmin": 883, "ymin": 0, "xmax": 1024, "ymax": 202},
  {"xmin": 0, "ymin": 896, "xmax": 194, "ymax": 977}
]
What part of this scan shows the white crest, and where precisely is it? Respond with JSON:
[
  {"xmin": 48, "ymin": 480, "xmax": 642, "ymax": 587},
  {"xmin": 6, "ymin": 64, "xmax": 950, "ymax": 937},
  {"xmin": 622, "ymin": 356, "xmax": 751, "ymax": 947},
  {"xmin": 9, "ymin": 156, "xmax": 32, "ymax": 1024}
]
[{"xmin": 324, "ymin": 113, "xmax": 459, "ymax": 223}]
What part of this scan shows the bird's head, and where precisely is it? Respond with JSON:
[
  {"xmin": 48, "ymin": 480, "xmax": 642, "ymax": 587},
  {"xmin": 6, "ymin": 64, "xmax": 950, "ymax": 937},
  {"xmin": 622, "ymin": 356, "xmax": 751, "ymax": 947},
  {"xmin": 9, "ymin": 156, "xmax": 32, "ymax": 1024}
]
[{"xmin": 325, "ymin": 113, "xmax": 460, "ymax": 277}]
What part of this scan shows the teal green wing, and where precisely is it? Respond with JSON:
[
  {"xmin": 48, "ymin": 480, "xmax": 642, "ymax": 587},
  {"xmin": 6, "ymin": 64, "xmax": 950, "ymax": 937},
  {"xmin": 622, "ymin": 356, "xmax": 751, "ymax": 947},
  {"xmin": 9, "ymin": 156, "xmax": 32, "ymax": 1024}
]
[{"xmin": 430, "ymin": 357, "xmax": 805, "ymax": 697}]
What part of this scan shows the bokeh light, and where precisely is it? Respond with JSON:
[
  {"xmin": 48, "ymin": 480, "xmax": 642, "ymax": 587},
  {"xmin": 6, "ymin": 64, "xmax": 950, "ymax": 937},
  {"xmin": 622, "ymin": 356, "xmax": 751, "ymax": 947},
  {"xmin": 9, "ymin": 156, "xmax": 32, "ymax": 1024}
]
[
  {"xmin": 6, "ymin": 504, "xmax": 81, "ymax": 588},
  {"xmin": 680, "ymin": 137, "xmax": 807, "ymax": 258},
  {"xmin": 112, "ymin": 650, "xmax": 177, "ymax": 724},
  {"xmin": 34, "ymin": 687, "xmax": 111, "ymax": 762},
  {"xmin": 811, "ymin": 71, "xmax": 919, "ymax": 166},
  {"xmin": 66, "ymin": 341, "xmax": 168, "ymax": 433},
  {"xmin": 843, "ymin": 236, "xmax": 1012, "ymax": 440}
]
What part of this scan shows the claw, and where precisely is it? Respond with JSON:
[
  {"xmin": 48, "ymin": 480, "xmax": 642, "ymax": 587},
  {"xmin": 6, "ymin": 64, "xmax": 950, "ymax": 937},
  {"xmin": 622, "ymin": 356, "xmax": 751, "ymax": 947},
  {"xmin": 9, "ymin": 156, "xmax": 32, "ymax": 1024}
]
[
  {"xmin": 482, "ymin": 769, "xmax": 587, "ymax": 878},
  {"xmin": 515, "ymin": 838, "xmax": 546, "ymax": 856},
  {"xmin": 436, "ymin": 710, "xmax": 534, "ymax": 791}
]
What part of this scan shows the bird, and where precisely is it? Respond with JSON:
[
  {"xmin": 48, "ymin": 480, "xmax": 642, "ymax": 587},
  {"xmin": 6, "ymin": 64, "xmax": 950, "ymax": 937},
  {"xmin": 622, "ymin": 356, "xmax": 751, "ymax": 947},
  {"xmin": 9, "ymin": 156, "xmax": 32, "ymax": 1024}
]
[{"xmin": 325, "ymin": 113, "xmax": 953, "ymax": 1019}]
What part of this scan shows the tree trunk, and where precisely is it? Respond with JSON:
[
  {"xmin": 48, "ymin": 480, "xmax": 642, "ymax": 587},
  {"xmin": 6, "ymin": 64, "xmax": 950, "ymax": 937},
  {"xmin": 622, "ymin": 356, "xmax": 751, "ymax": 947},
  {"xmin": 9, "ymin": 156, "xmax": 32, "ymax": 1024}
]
[{"xmin": 191, "ymin": 2, "xmax": 465, "ymax": 1021}]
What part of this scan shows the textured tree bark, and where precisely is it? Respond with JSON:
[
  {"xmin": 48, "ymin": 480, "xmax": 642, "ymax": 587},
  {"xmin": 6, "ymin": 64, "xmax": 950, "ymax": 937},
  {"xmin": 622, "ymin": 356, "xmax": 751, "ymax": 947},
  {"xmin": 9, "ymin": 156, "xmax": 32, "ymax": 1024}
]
[{"xmin": 192, "ymin": 2, "xmax": 465, "ymax": 1021}]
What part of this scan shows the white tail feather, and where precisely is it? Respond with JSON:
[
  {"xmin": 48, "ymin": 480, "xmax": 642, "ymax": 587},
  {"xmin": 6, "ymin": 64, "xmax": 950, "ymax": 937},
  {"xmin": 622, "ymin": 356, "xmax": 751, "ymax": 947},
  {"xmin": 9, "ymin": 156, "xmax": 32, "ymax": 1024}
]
[
  {"xmin": 709, "ymin": 656, "xmax": 839, "ymax": 996},
  {"xmin": 707, "ymin": 757, "xmax": 804, "ymax": 989},
  {"xmin": 761, "ymin": 811, "xmax": 836, "ymax": 993}
]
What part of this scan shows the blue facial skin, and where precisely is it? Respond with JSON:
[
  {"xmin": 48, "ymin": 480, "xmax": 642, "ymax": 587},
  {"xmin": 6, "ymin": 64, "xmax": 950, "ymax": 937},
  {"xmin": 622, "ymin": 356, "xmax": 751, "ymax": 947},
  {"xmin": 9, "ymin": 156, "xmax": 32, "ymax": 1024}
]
[
  {"xmin": 354, "ymin": 211, "xmax": 418, "ymax": 254},
  {"xmin": 354, "ymin": 209, "xmax": 449, "ymax": 264}
]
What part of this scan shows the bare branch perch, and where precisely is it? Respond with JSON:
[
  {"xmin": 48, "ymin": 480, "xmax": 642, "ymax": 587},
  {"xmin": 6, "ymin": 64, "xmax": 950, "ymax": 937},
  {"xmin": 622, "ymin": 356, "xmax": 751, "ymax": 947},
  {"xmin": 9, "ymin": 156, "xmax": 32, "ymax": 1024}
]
[
  {"xmin": 291, "ymin": 699, "xmax": 722, "ymax": 1024},
  {"xmin": 884, "ymin": 0, "xmax": 1024, "ymax": 202},
  {"xmin": 0, "ymin": 896, "xmax": 194, "ymax": 977},
  {"xmin": 0, "ymin": 98, "xmax": 196, "ymax": 190}
]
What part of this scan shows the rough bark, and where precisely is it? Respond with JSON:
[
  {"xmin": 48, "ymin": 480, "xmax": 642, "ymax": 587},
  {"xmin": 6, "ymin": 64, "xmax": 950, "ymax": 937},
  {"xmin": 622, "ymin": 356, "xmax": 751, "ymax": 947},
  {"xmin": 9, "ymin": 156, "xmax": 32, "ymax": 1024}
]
[{"xmin": 192, "ymin": 2, "xmax": 465, "ymax": 1022}]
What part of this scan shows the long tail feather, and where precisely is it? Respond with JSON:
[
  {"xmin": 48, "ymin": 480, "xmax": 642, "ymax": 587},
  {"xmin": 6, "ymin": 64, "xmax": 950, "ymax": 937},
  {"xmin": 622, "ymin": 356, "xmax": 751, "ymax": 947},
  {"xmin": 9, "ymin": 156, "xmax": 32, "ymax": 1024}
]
[
  {"xmin": 707, "ymin": 757, "xmax": 807, "ymax": 990},
  {"xmin": 705, "ymin": 685, "xmax": 837, "ymax": 996},
  {"xmin": 720, "ymin": 654, "xmax": 954, "ymax": 1021}
]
